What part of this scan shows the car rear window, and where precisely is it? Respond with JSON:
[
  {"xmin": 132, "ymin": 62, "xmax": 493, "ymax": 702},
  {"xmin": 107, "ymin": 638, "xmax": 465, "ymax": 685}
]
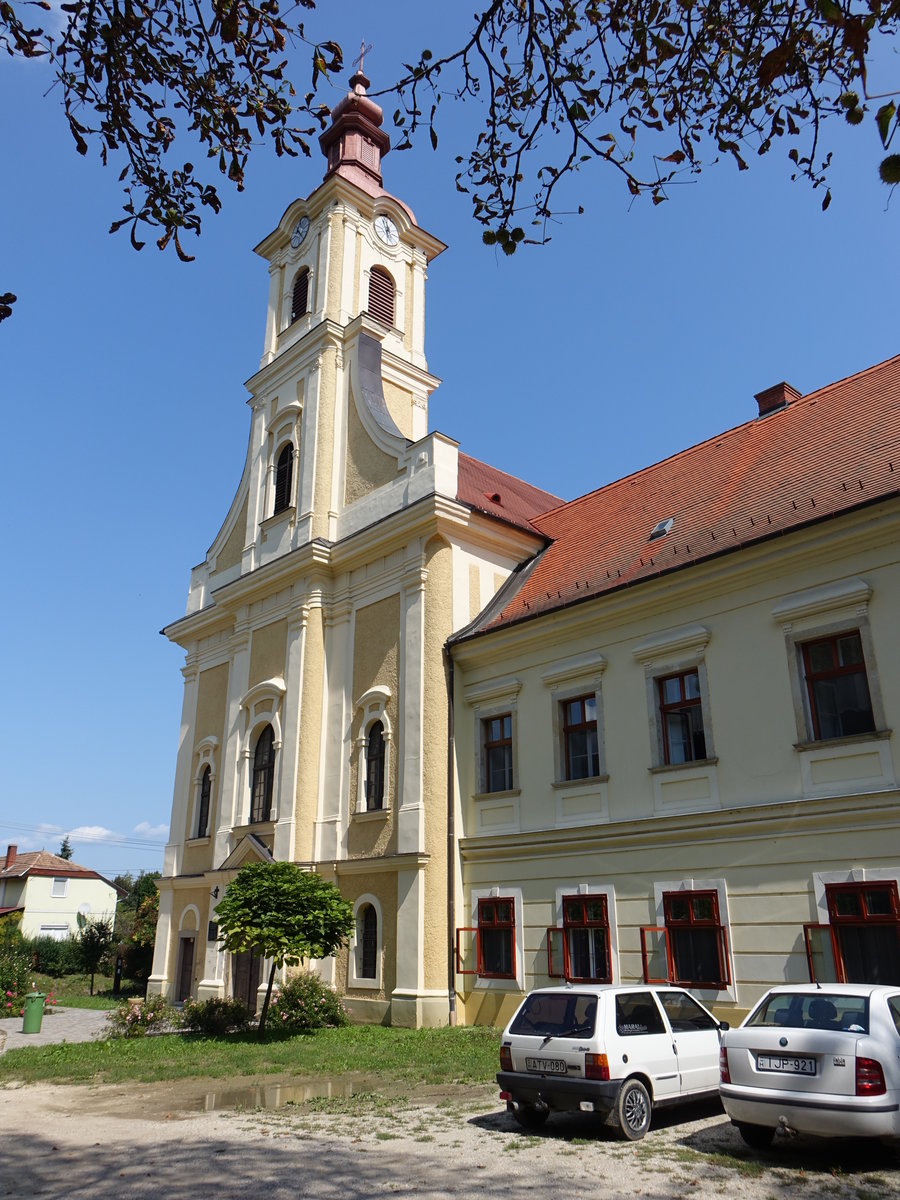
[
  {"xmin": 508, "ymin": 992, "xmax": 597, "ymax": 1038},
  {"xmin": 747, "ymin": 992, "xmax": 869, "ymax": 1033}
]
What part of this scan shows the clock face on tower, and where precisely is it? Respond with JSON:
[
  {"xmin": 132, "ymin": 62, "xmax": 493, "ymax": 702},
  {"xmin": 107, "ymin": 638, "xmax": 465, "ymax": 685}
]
[
  {"xmin": 290, "ymin": 216, "xmax": 310, "ymax": 249},
  {"xmin": 374, "ymin": 215, "xmax": 399, "ymax": 247}
]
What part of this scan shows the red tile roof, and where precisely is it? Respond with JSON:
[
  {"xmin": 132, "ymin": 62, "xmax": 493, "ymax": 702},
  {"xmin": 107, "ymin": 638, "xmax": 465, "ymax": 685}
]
[
  {"xmin": 469, "ymin": 353, "xmax": 900, "ymax": 634},
  {"xmin": 0, "ymin": 850, "xmax": 107, "ymax": 882},
  {"xmin": 456, "ymin": 452, "xmax": 562, "ymax": 534}
]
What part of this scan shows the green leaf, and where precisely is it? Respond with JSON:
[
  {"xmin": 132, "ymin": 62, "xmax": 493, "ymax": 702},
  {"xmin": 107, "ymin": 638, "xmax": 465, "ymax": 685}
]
[{"xmin": 876, "ymin": 102, "xmax": 896, "ymax": 148}]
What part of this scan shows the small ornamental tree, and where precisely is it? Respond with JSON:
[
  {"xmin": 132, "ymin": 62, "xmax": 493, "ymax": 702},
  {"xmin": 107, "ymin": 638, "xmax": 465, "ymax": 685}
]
[
  {"xmin": 214, "ymin": 861, "xmax": 354, "ymax": 1039},
  {"xmin": 75, "ymin": 915, "xmax": 115, "ymax": 995},
  {"xmin": 57, "ymin": 835, "xmax": 74, "ymax": 861}
]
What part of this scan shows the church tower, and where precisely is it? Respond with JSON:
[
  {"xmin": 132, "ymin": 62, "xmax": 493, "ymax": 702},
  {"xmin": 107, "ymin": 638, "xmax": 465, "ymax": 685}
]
[{"xmin": 148, "ymin": 70, "xmax": 554, "ymax": 1026}]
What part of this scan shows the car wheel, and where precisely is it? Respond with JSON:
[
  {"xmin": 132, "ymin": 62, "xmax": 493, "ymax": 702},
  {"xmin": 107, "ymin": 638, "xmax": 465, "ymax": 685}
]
[
  {"xmin": 737, "ymin": 1123, "xmax": 776, "ymax": 1150},
  {"xmin": 510, "ymin": 1102, "xmax": 549, "ymax": 1130},
  {"xmin": 614, "ymin": 1078, "xmax": 651, "ymax": 1141}
]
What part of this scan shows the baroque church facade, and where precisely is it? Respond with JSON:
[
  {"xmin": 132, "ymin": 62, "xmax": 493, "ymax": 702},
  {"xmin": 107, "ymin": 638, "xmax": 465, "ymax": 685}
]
[{"xmin": 150, "ymin": 71, "xmax": 900, "ymax": 1026}]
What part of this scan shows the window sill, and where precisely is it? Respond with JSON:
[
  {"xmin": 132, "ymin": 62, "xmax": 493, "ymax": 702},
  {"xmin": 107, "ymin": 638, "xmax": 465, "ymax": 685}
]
[
  {"xmin": 473, "ymin": 788, "xmax": 521, "ymax": 802},
  {"xmin": 551, "ymin": 775, "xmax": 609, "ymax": 790},
  {"xmin": 185, "ymin": 836, "xmax": 211, "ymax": 847},
  {"xmin": 353, "ymin": 807, "xmax": 389, "ymax": 822},
  {"xmin": 260, "ymin": 506, "xmax": 295, "ymax": 532},
  {"xmin": 233, "ymin": 821, "xmax": 275, "ymax": 839},
  {"xmin": 793, "ymin": 728, "xmax": 892, "ymax": 751},
  {"xmin": 649, "ymin": 757, "xmax": 718, "ymax": 775}
]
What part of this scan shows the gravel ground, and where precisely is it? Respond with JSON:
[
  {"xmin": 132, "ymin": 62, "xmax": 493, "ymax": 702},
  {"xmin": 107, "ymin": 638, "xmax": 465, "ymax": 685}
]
[{"xmin": 1, "ymin": 1078, "xmax": 898, "ymax": 1200}]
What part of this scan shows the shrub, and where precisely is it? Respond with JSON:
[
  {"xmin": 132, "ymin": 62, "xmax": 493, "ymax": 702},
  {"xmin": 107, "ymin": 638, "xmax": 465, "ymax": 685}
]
[
  {"xmin": 180, "ymin": 996, "xmax": 251, "ymax": 1036},
  {"xmin": 25, "ymin": 935, "xmax": 82, "ymax": 977},
  {"xmin": 268, "ymin": 970, "xmax": 348, "ymax": 1033},
  {"xmin": 105, "ymin": 992, "xmax": 178, "ymax": 1038},
  {"xmin": 0, "ymin": 924, "xmax": 31, "ymax": 1014}
]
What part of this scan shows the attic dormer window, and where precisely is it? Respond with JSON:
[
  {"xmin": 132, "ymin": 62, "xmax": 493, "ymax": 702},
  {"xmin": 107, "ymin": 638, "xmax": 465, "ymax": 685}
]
[
  {"xmin": 648, "ymin": 518, "xmax": 674, "ymax": 541},
  {"xmin": 291, "ymin": 268, "xmax": 309, "ymax": 324},
  {"xmin": 273, "ymin": 443, "xmax": 294, "ymax": 514},
  {"xmin": 368, "ymin": 266, "xmax": 395, "ymax": 327}
]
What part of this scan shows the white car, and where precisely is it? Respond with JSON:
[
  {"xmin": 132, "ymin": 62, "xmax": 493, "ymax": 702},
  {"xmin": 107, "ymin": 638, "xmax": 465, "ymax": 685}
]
[
  {"xmin": 497, "ymin": 984, "xmax": 725, "ymax": 1139},
  {"xmin": 719, "ymin": 983, "xmax": 900, "ymax": 1149}
]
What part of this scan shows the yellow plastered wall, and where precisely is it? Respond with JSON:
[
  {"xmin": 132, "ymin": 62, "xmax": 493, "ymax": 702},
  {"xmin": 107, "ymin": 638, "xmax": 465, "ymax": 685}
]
[
  {"xmin": 383, "ymin": 380, "xmax": 414, "ymax": 440},
  {"xmin": 338, "ymin": 876, "xmax": 397, "ymax": 1002},
  {"xmin": 422, "ymin": 537, "xmax": 453, "ymax": 992},
  {"xmin": 213, "ymin": 496, "xmax": 249, "ymax": 575},
  {"xmin": 249, "ymin": 619, "xmax": 287, "ymax": 687},
  {"xmin": 347, "ymin": 593, "xmax": 400, "ymax": 859},
  {"xmin": 344, "ymin": 390, "xmax": 400, "ymax": 504},
  {"xmin": 326, "ymin": 209, "xmax": 346, "ymax": 320}
]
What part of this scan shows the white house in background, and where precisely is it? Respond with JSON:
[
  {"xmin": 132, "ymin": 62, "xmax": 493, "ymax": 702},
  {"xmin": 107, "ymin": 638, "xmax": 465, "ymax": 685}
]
[{"xmin": 0, "ymin": 844, "xmax": 122, "ymax": 939}]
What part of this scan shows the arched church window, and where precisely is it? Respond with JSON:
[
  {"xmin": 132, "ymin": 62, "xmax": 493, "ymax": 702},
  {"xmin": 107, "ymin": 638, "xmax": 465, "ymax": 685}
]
[
  {"xmin": 358, "ymin": 904, "xmax": 378, "ymax": 979},
  {"xmin": 367, "ymin": 267, "xmax": 394, "ymax": 327},
  {"xmin": 273, "ymin": 443, "xmax": 294, "ymax": 514},
  {"xmin": 197, "ymin": 766, "xmax": 211, "ymax": 838},
  {"xmin": 291, "ymin": 268, "xmax": 309, "ymax": 323},
  {"xmin": 250, "ymin": 725, "xmax": 275, "ymax": 823},
  {"xmin": 365, "ymin": 721, "xmax": 385, "ymax": 811}
]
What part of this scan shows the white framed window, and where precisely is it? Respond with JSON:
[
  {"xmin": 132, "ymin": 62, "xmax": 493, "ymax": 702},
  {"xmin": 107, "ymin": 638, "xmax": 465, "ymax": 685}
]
[
  {"xmin": 238, "ymin": 679, "xmax": 285, "ymax": 827},
  {"xmin": 353, "ymin": 687, "xmax": 393, "ymax": 815},
  {"xmin": 642, "ymin": 878, "xmax": 735, "ymax": 1001},
  {"xmin": 348, "ymin": 894, "xmax": 383, "ymax": 990},
  {"xmin": 51, "ymin": 877, "xmax": 68, "ymax": 898},
  {"xmin": 39, "ymin": 924, "xmax": 69, "ymax": 940},
  {"xmin": 547, "ymin": 883, "xmax": 620, "ymax": 985},
  {"xmin": 191, "ymin": 736, "xmax": 219, "ymax": 840},
  {"xmin": 633, "ymin": 624, "xmax": 715, "ymax": 769}
]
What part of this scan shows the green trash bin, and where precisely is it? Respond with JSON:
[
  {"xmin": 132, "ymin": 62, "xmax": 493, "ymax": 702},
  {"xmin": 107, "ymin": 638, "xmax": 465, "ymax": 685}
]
[{"xmin": 22, "ymin": 992, "xmax": 45, "ymax": 1034}]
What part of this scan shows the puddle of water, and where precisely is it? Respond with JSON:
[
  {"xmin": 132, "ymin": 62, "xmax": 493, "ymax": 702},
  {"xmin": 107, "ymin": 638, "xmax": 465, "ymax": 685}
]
[{"xmin": 198, "ymin": 1076, "xmax": 384, "ymax": 1112}]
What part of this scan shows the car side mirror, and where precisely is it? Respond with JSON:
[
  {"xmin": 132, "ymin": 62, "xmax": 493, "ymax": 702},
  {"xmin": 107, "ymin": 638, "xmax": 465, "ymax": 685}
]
[{"xmin": 718, "ymin": 1020, "xmax": 730, "ymax": 1031}]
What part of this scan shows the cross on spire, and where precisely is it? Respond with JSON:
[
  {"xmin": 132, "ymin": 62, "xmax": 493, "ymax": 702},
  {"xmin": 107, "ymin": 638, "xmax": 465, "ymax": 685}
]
[{"xmin": 353, "ymin": 39, "xmax": 374, "ymax": 74}]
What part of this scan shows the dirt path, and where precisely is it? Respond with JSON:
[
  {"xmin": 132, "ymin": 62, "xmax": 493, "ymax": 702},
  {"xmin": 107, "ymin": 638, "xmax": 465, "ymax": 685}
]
[{"xmin": 1, "ymin": 1077, "xmax": 897, "ymax": 1200}]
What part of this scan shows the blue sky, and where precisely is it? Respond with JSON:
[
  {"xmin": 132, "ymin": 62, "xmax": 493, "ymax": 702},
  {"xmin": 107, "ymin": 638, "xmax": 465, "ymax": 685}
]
[{"xmin": 1, "ymin": 3, "xmax": 897, "ymax": 878}]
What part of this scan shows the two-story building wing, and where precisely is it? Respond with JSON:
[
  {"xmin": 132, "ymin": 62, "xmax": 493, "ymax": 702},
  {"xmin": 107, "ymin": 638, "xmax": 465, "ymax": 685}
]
[
  {"xmin": 449, "ymin": 363, "xmax": 900, "ymax": 1025},
  {"xmin": 0, "ymin": 845, "xmax": 121, "ymax": 939}
]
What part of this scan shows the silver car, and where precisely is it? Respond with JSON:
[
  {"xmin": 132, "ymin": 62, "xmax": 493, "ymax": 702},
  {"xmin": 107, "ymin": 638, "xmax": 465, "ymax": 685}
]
[{"xmin": 719, "ymin": 983, "xmax": 900, "ymax": 1149}]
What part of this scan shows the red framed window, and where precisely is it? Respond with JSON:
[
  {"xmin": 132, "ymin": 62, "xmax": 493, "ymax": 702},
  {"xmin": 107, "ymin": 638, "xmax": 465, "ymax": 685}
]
[
  {"xmin": 477, "ymin": 898, "xmax": 516, "ymax": 979},
  {"xmin": 641, "ymin": 891, "xmax": 729, "ymax": 988},
  {"xmin": 658, "ymin": 670, "xmax": 706, "ymax": 764},
  {"xmin": 807, "ymin": 882, "xmax": 900, "ymax": 985},
  {"xmin": 483, "ymin": 714, "xmax": 513, "ymax": 792},
  {"xmin": 801, "ymin": 631, "xmax": 875, "ymax": 741},
  {"xmin": 562, "ymin": 696, "xmax": 600, "ymax": 780},
  {"xmin": 559, "ymin": 894, "xmax": 611, "ymax": 983}
]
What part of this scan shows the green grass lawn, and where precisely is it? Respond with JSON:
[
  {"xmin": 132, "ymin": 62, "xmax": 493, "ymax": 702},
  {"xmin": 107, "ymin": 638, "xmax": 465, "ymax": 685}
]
[
  {"xmin": 0, "ymin": 1023, "xmax": 501, "ymax": 1087},
  {"xmin": 24, "ymin": 973, "xmax": 144, "ymax": 1010}
]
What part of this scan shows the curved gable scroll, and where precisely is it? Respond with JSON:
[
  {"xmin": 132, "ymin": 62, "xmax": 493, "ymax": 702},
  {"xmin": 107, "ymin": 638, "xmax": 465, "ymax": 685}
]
[{"xmin": 348, "ymin": 332, "xmax": 408, "ymax": 458}]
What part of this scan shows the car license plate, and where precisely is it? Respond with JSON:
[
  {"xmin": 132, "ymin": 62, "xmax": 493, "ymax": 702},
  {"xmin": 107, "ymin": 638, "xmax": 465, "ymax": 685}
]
[
  {"xmin": 757, "ymin": 1054, "xmax": 816, "ymax": 1075},
  {"xmin": 525, "ymin": 1056, "xmax": 567, "ymax": 1074}
]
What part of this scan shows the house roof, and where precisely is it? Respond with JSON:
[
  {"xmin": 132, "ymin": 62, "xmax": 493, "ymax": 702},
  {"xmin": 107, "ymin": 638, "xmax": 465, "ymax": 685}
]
[
  {"xmin": 0, "ymin": 850, "xmax": 123, "ymax": 894},
  {"xmin": 461, "ymin": 353, "xmax": 900, "ymax": 637},
  {"xmin": 456, "ymin": 452, "xmax": 563, "ymax": 535}
]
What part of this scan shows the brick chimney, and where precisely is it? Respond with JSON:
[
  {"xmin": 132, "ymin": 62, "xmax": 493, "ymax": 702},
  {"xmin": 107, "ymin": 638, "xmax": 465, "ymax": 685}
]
[
  {"xmin": 4, "ymin": 844, "xmax": 16, "ymax": 870},
  {"xmin": 755, "ymin": 381, "xmax": 801, "ymax": 417}
]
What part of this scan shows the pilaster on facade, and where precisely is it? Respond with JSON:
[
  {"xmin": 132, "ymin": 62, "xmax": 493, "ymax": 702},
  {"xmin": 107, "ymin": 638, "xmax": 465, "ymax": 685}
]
[
  {"xmin": 313, "ymin": 596, "xmax": 354, "ymax": 863},
  {"xmin": 273, "ymin": 604, "xmax": 311, "ymax": 862},
  {"xmin": 215, "ymin": 631, "xmax": 251, "ymax": 854},
  {"xmin": 163, "ymin": 661, "xmax": 201, "ymax": 878},
  {"xmin": 397, "ymin": 559, "xmax": 428, "ymax": 856},
  {"xmin": 146, "ymin": 884, "xmax": 174, "ymax": 998}
]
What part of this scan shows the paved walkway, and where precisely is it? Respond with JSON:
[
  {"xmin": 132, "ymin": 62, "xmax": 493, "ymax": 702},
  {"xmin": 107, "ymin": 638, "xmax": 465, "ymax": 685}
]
[{"xmin": 0, "ymin": 1005, "xmax": 108, "ymax": 1053}]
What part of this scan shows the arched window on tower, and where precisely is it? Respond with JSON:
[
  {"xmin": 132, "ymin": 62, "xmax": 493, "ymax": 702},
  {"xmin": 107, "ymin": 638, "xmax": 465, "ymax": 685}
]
[
  {"xmin": 367, "ymin": 267, "xmax": 395, "ymax": 327},
  {"xmin": 291, "ymin": 268, "xmax": 309, "ymax": 324},
  {"xmin": 273, "ymin": 443, "xmax": 294, "ymax": 514},
  {"xmin": 250, "ymin": 725, "xmax": 275, "ymax": 823},
  {"xmin": 197, "ymin": 766, "xmax": 211, "ymax": 838},
  {"xmin": 365, "ymin": 721, "xmax": 385, "ymax": 811},
  {"xmin": 358, "ymin": 904, "xmax": 378, "ymax": 979}
]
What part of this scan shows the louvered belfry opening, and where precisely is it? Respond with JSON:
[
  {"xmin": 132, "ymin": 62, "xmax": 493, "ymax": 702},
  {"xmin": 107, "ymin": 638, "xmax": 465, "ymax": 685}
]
[
  {"xmin": 368, "ymin": 266, "xmax": 395, "ymax": 326},
  {"xmin": 273, "ymin": 443, "xmax": 294, "ymax": 513},
  {"xmin": 291, "ymin": 269, "xmax": 309, "ymax": 323}
]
